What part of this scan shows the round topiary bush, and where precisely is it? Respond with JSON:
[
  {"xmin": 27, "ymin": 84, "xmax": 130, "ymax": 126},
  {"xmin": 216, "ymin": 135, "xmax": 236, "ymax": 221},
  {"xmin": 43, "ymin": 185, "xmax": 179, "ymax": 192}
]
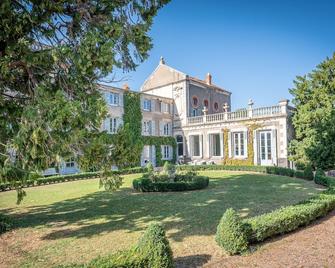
[
  {"xmin": 215, "ymin": 208, "xmax": 250, "ymax": 255},
  {"xmin": 133, "ymin": 174, "xmax": 209, "ymax": 192}
]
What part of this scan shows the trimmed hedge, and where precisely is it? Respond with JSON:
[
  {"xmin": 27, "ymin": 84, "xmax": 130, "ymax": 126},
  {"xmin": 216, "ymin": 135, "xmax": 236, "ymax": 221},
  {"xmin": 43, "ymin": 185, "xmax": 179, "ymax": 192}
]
[
  {"xmin": 176, "ymin": 165, "xmax": 267, "ymax": 173},
  {"xmin": 0, "ymin": 213, "xmax": 12, "ymax": 234},
  {"xmin": 58, "ymin": 223, "xmax": 174, "ymax": 268},
  {"xmin": 314, "ymin": 170, "xmax": 335, "ymax": 187},
  {"xmin": 133, "ymin": 175, "xmax": 209, "ymax": 192},
  {"xmin": 177, "ymin": 164, "xmax": 316, "ymax": 181},
  {"xmin": 215, "ymin": 208, "xmax": 249, "ymax": 255},
  {"xmin": 0, "ymin": 167, "xmax": 147, "ymax": 192},
  {"xmin": 216, "ymin": 188, "xmax": 335, "ymax": 254}
]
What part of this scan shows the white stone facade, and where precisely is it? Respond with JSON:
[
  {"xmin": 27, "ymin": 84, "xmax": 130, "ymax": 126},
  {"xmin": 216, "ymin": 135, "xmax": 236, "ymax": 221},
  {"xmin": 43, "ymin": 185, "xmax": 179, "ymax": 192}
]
[{"xmin": 49, "ymin": 58, "xmax": 294, "ymax": 175}]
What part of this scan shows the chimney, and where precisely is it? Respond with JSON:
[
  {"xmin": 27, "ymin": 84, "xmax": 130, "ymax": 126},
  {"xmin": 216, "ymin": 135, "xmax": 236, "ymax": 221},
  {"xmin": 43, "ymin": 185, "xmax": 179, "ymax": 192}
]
[
  {"xmin": 123, "ymin": 83, "xmax": 130, "ymax": 91},
  {"xmin": 205, "ymin": 73, "xmax": 212, "ymax": 85}
]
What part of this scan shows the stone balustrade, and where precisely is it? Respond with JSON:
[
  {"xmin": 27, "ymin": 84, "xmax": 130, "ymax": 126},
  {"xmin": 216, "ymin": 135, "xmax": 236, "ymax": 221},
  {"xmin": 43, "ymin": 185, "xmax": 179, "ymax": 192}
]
[{"xmin": 186, "ymin": 101, "xmax": 289, "ymax": 125}]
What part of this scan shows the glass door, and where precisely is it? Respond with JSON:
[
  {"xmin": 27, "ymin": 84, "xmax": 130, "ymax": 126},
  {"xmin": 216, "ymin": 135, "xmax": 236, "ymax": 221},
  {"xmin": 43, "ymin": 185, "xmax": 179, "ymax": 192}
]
[{"xmin": 259, "ymin": 131, "xmax": 272, "ymax": 165}]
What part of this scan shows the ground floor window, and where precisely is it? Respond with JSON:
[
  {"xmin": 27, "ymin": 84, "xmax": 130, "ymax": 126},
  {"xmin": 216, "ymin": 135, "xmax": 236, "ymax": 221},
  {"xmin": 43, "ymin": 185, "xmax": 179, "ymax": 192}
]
[
  {"xmin": 209, "ymin": 133, "xmax": 221, "ymax": 156},
  {"xmin": 161, "ymin": 145, "xmax": 172, "ymax": 160},
  {"xmin": 65, "ymin": 157, "xmax": 75, "ymax": 168},
  {"xmin": 143, "ymin": 120, "xmax": 152, "ymax": 135},
  {"xmin": 190, "ymin": 135, "xmax": 201, "ymax": 156},
  {"xmin": 176, "ymin": 135, "xmax": 183, "ymax": 156},
  {"xmin": 233, "ymin": 132, "xmax": 245, "ymax": 157},
  {"xmin": 260, "ymin": 131, "xmax": 272, "ymax": 161}
]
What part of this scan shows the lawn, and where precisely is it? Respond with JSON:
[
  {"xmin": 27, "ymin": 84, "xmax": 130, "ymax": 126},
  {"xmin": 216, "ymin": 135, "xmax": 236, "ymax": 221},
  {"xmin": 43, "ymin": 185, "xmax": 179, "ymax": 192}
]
[{"xmin": 0, "ymin": 171, "xmax": 324, "ymax": 267}]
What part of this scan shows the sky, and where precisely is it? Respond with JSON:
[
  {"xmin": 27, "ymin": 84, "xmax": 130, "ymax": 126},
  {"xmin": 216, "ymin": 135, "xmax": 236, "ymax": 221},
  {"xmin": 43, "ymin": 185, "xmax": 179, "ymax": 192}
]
[{"xmin": 110, "ymin": 0, "xmax": 335, "ymax": 110}]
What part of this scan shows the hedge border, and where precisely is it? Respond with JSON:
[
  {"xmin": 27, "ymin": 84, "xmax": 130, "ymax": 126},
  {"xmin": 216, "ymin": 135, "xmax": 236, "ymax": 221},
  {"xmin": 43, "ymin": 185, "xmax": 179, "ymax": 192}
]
[
  {"xmin": 0, "ymin": 167, "xmax": 147, "ymax": 192},
  {"xmin": 133, "ymin": 175, "xmax": 209, "ymax": 192},
  {"xmin": 211, "ymin": 164, "xmax": 335, "ymax": 255}
]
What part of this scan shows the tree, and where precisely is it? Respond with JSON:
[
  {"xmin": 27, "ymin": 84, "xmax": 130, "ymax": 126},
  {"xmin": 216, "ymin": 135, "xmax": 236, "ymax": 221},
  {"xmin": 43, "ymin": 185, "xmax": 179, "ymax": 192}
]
[
  {"xmin": 289, "ymin": 53, "xmax": 335, "ymax": 170},
  {"xmin": 0, "ymin": 0, "xmax": 169, "ymax": 199}
]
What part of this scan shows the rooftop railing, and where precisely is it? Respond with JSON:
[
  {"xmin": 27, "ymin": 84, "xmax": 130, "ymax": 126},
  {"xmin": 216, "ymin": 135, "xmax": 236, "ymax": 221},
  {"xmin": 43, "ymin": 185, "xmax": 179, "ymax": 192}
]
[{"xmin": 186, "ymin": 102, "xmax": 288, "ymax": 125}]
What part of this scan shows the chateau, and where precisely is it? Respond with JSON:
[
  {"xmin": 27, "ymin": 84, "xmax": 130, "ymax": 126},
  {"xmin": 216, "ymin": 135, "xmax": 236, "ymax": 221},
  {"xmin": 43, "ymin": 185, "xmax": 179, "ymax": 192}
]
[{"xmin": 47, "ymin": 58, "xmax": 294, "ymax": 175}]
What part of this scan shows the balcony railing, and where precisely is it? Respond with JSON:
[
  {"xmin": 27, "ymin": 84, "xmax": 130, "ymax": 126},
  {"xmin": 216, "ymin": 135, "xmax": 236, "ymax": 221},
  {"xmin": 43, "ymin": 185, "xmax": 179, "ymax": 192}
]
[{"xmin": 186, "ymin": 105, "xmax": 285, "ymax": 125}]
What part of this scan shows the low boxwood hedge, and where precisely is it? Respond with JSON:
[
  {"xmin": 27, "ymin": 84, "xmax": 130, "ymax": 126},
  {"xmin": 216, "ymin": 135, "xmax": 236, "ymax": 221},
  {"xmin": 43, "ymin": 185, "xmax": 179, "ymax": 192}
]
[
  {"xmin": 133, "ymin": 175, "xmax": 209, "ymax": 192},
  {"xmin": 0, "ymin": 167, "xmax": 147, "ymax": 192},
  {"xmin": 0, "ymin": 213, "xmax": 12, "ymax": 235},
  {"xmin": 176, "ymin": 165, "xmax": 267, "ymax": 173},
  {"xmin": 216, "ymin": 188, "xmax": 335, "ymax": 254},
  {"xmin": 57, "ymin": 223, "xmax": 174, "ymax": 268},
  {"xmin": 314, "ymin": 170, "xmax": 335, "ymax": 187}
]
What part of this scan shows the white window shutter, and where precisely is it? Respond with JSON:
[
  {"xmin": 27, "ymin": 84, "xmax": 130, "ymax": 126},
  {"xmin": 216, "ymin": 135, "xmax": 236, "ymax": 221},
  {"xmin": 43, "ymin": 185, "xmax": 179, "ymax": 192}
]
[
  {"xmin": 168, "ymin": 123, "xmax": 172, "ymax": 136},
  {"xmin": 104, "ymin": 117, "xmax": 110, "ymax": 133},
  {"xmin": 244, "ymin": 131, "xmax": 248, "ymax": 157},
  {"xmin": 200, "ymin": 135, "xmax": 203, "ymax": 157},
  {"xmin": 272, "ymin": 129, "xmax": 277, "ymax": 165},
  {"xmin": 159, "ymin": 121, "xmax": 163, "ymax": 136},
  {"xmin": 104, "ymin": 92, "xmax": 109, "ymax": 104},
  {"xmin": 253, "ymin": 130, "xmax": 258, "ymax": 165},
  {"xmin": 151, "ymin": 99, "xmax": 155, "ymax": 112},
  {"xmin": 220, "ymin": 132, "xmax": 224, "ymax": 157},
  {"xmin": 151, "ymin": 120, "xmax": 155, "ymax": 136},
  {"xmin": 228, "ymin": 131, "xmax": 232, "ymax": 158},
  {"xmin": 119, "ymin": 93, "xmax": 123, "ymax": 106},
  {"xmin": 140, "ymin": 96, "xmax": 144, "ymax": 110}
]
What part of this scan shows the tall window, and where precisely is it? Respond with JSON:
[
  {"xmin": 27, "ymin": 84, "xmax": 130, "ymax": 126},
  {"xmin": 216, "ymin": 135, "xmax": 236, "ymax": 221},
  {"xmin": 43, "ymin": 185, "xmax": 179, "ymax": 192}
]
[
  {"xmin": 209, "ymin": 133, "xmax": 221, "ymax": 156},
  {"xmin": 109, "ymin": 92, "xmax": 119, "ymax": 106},
  {"xmin": 162, "ymin": 145, "xmax": 171, "ymax": 159},
  {"xmin": 176, "ymin": 135, "xmax": 183, "ymax": 156},
  {"xmin": 163, "ymin": 123, "xmax": 170, "ymax": 136},
  {"xmin": 110, "ymin": 118, "xmax": 118, "ymax": 134},
  {"xmin": 233, "ymin": 132, "xmax": 245, "ymax": 157},
  {"xmin": 190, "ymin": 135, "xmax": 200, "ymax": 156},
  {"xmin": 143, "ymin": 99, "xmax": 151, "ymax": 111},
  {"xmin": 192, "ymin": 108, "xmax": 198, "ymax": 117},
  {"xmin": 161, "ymin": 102, "xmax": 169, "ymax": 113},
  {"xmin": 143, "ymin": 120, "xmax": 152, "ymax": 135}
]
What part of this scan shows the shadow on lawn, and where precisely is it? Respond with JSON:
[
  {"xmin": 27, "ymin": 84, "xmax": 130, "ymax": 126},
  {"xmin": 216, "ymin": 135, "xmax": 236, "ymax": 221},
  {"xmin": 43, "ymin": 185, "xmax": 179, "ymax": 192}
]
[{"xmin": 2, "ymin": 173, "xmax": 321, "ymax": 243}]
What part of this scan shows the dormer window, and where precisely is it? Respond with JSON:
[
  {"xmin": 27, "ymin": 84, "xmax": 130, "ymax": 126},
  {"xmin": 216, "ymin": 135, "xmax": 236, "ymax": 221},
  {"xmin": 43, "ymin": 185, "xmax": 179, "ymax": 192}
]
[{"xmin": 143, "ymin": 99, "xmax": 151, "ymax": 111}]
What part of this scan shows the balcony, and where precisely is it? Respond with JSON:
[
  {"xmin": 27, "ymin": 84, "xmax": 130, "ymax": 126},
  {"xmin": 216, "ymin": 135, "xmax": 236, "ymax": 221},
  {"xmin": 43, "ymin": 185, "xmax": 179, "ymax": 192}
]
[{"xmin": 186, "ymin": 102, "xmax": 288, "ymax": 126}]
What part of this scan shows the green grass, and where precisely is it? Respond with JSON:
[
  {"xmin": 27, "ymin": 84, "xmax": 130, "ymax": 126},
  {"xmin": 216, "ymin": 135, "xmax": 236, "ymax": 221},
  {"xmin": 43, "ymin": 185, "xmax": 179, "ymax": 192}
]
[{"xmin": 0, "ymin": 171, "xmax": 324, "ymax": 267}]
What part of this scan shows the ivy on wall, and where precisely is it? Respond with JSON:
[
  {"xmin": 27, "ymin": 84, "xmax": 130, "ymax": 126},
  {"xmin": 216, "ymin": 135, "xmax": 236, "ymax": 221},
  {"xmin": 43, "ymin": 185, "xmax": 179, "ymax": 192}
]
[
  {"xmin": 222, "ymin": 123, "xmax": 261, "ymax": 166},
  {"xmin": 121, "ymin": 92, "xmax": 176, "ymax": 167},
  {"xmin": 142, "ymin": 136, "xmax": 177, "ymax": 166}
]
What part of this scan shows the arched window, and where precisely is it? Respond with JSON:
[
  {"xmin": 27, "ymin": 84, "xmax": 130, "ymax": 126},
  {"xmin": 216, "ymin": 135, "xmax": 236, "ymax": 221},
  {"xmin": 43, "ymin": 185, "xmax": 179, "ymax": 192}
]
[
  {"xmin": 203, "ymin": 99, "xmax": 209, "ymax": 107},
  {"xmin": 214, "ymin": 102, "xmax": 219, "ymax": 111},
  {"xmin": 176, "ymin": 135, "xmax": 184, "ymax": 156},
  {"xmin": 192, "ymin": 96, "xmax": 199, "ymax": 107}
]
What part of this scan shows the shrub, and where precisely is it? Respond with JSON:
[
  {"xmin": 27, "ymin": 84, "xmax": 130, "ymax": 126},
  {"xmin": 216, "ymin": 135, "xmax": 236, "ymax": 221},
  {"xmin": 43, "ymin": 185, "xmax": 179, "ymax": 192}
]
[
  {"xmin": 57, "ymin": 223, "xmax": 173, "ymax": 268},
  {"xmin": 215, "ymin": 208, "xmax": 249, "ymax": 255},
  {"xmin": 133, "ymin": 175, "xmax": 209, "ymax": 192},
  {"xmin": 136, "ymin": 223, "xmax": 174, "ymax": 268},
  {"xmin": 244, "ymin": 188, "xmax": 335, "ymax": 243},
  {"xmin": 295, "ymin": 161, "xmax": 306, "ymax": 170},
  {"xmin": 303, "ymin": 165, "xmax": 314, "ymax": 180},
  {"xmin": 0, "ymin": 167, "xmax": 147, "ymax": 192},
  {"xmin": 265, "ymin": 166, "xmax": 295, "ymax": 177},
  {"xmin": 176, "ymin": 165, "xmax": 267, "ymax": 173},
  {"xmin": 0, "ymin": 213, "xmax": 12, "ymax": 234},
  {"xmin": 314, "ymin": 171, "xmax": 335, "ymax": 187}
]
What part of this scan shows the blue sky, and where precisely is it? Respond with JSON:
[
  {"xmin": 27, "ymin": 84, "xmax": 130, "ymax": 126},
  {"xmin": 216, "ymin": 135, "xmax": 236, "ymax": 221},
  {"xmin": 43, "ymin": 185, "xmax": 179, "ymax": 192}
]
[{"xmin": 111, "ymin": 0, "xmax": 335, "ymax": 110}]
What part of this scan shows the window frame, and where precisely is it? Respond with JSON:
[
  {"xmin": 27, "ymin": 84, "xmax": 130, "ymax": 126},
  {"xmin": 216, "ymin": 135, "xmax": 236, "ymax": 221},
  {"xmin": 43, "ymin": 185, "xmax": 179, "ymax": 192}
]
[
  {"xmin": 143, "ymin": 99, "xmax": 151, "ymax": 111},
  {"xmin": 233, "ymin": 132, "xmax": 245, "ymax": 157},
  {"xmin": 109, "ymin": 92, "xmax": 119, "ymax": 106}
]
